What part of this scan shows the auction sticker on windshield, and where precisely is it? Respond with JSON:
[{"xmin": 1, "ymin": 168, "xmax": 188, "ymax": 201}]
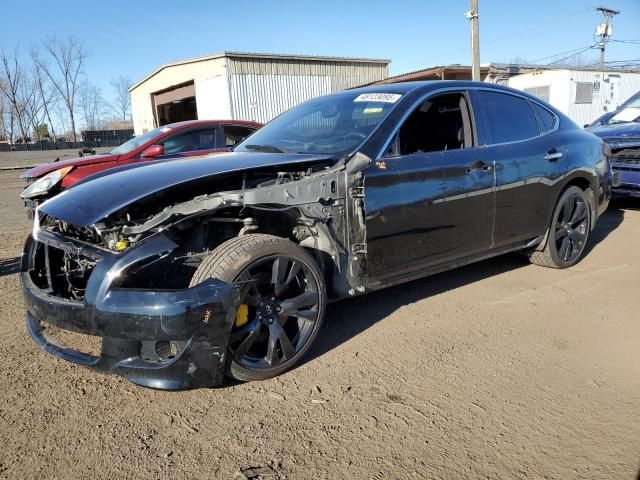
[{"xmin": 354, "ymin": 93, "xmax": 402, "ymax": 103}]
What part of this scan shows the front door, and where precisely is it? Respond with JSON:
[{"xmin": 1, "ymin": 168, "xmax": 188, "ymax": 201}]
[{"xmin": 364, "ymin": 91, "xmax": 495, "ymax": 280}]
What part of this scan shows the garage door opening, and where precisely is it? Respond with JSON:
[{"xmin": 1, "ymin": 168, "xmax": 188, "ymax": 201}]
[{"xmin": 153, "ymin": 82, "xmax": 197, "ymax": 126}]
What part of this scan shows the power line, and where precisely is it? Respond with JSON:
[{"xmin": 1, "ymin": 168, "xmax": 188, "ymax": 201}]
[
  {"xmin": 528, "ymin": 44, "xmax": 596, "ymax": 65},
  {"xmin": 610, "ymin": 39, "xmax": 640, "ymax": 44},
  {"xmin": 390, "ymin": 6, "xmax": 594, "ymax": 75},
  {"xmin": 546, "ymin": 45, "xmax": 597, "ymax": 65}
]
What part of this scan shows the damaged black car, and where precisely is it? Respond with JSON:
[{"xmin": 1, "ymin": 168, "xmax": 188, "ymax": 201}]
[{"xmin": 21, "ymin": 81, "xmax": 612, "ymax": 389}]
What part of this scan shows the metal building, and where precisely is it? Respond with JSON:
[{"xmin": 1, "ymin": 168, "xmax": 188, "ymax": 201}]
[
  {"xmin": 129, "ymin": 52, "xmax": 390, "ymax": 135},
  {"xmin": 507, "ymin": 67, "xmax": 640, "ymax": 126}
]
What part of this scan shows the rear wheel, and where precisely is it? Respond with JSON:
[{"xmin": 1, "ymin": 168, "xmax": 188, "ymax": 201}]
[
  {"xmin": 528, "ymin": 186, "xmax": 592, "ymax": 268},
  {"xmin": 189, "ymin": 234, "xmax": 326, "ymax": 382}
]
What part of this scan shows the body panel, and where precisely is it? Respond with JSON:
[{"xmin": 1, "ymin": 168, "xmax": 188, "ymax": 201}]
[
  {"xmin": 38, "ymin": 152, "xmax": 332, "ymax": 227},
  {"xmin": 364, "ymin": 146, "xmax": 494, "ymax": 278}
]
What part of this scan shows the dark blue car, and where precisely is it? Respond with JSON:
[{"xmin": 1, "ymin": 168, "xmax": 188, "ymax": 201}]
[
  {"xmin": 21, "ymin": 81, "xmax": 612, "ymax": 389},
  {"xmin": 587, "ymin": 91, "xmax": 640, "ymax": 197}
]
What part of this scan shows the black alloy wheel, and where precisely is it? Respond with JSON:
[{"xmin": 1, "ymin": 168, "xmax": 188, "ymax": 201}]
[
  {"xmin": 189, "ymin": 234, "xmax": 326, "ymax": 382},
  {"xmin": 528, "ymin": 186, "xmax": 593, "ymax": 269},
  {"xmin": 229, "ymin": 255, "xmax": 321, "ymax": 369},
  {"xmin": 553, "ymin": 193, "xmax": 590, "ymax": 263}
]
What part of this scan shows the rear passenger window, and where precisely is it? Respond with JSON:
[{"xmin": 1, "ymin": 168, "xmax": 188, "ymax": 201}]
[
  {"xmin": 475, "ymin": 91, "xmax": 539, "ymax": 144},
  {"xmin": 224, "ymin": 125, "xmax": 255, "ymax": 146},
  {"xmin": 532, "ymin": 103, "xmax": 556, "ymax": 133}
]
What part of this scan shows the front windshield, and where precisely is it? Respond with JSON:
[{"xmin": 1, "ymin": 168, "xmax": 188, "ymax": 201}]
[
  {"xmin": 608, "ymin": 95, "xmax": 640, "ymax": 125},
  {"xmin": 234, "ymin": 91, "xmax": 403, "ymax": 156},
  {"xmin": 109, "ymin": 126, "xmax": 172, "ymax": 155}
]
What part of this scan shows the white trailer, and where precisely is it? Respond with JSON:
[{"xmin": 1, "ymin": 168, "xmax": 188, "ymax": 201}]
[{"xmin": 507, "ymin": 68, "xmax": 640, "ymax": 127}]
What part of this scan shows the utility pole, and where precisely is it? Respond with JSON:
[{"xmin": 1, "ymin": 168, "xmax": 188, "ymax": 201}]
[
  {"xmin": 465, "ymin": 0, "xmax": 481, "ymax": 81},
  {"xmin": 595, "ymin": 6, "xmax": 619, "ymax": 70}
]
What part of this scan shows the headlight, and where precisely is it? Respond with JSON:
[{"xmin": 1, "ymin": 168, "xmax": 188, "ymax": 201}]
[{"xmin": 20, "ymin": 166, "xmax": 73, "ymax": 199}]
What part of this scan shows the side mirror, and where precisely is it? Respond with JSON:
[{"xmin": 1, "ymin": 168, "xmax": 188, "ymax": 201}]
[{"xmin": 141, "ymin": 144, "xmax": 164, "ymax": 158}]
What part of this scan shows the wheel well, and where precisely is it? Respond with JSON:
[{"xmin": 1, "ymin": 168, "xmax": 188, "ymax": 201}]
[{"xmin": 564, "ymin": 177, "xmax": 592, "ymax": 193}]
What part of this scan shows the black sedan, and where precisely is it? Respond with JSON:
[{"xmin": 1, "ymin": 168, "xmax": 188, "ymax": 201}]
[{"xmin": 21, "ymin": 81, "xmax": 612, "ymax": 389}]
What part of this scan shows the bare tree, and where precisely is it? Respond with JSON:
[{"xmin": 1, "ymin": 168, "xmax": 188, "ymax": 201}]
[
  {"xmin": 32, "ymin": 56, "xmax": 59, "ymax": 143},
  {"xmin": 110, "ymin": 75, "xmax": 132, "ymax": 122},
  {"xmin": 32, "ymin": 37, "xmax": 87, "ymax": 142},
  {"xmin": 0, "ymin": 47, "xmax": 31, "ymax": 146},
  {"xmin": 79, "ymin": 83, "xmax": 107, "ymax": 131},
  {"xmin": 20, "ymin": 73, "xmax": 44, "ymax": 142},
  {"xmin": 0, "ymin": 95, "xmax": 6, "ymax": 142}
]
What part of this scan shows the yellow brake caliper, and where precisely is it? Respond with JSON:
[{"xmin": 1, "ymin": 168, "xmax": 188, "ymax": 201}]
[{"xmin": 234, "ymin": 303, "xmax": 249, "ymax": 327}]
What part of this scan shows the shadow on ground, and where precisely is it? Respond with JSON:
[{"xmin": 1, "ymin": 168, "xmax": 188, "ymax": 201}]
[
  {"xmin": 304, "ymin": 204, "xmax": 626, "ymax": 365},
  {"xmin": 0, "ymin": 256, "xmax": 20, "ymax": 277}
]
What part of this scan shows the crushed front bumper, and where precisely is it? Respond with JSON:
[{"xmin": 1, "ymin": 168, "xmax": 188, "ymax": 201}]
[
  {"xmin": 21, "ymin": 232, "xmax": 240, "ymax": 389},
  {"xmin": 611, "ymin": 163, "xmax": 640, "ymax": 197}
]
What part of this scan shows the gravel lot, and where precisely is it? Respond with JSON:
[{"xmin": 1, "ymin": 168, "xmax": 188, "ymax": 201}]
[
  {"xmin": 0, "ymin": 148, "xmax": 110, "ymax": 170},
  {"xmin": 0, "ymin": 169, "xmax": 639, "ymax": 479}
]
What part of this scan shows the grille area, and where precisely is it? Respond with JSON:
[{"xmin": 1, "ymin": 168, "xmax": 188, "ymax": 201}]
[
  {"xmin": 611, "ymin": 148, "xmax": 640, "ymax": 164},
  {"xmin": 30, "ymin": 240, "xmax": 97, "ymax": 301}
]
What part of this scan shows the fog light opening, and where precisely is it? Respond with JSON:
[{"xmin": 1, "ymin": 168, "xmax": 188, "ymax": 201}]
[{"xmin": 155, "ymin": 341, "xmax": 179, "ymax": 361}]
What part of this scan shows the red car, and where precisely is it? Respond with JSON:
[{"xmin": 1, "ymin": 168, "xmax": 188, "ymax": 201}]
[{"xmin": 20, "ymin": 120, "xmax": 261, "ymax": 210}]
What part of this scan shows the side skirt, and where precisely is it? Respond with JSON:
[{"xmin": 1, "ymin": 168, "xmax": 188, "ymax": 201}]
[{"xmin": 358, "ymin": 240, "xmax": 535, "ymax": 296}]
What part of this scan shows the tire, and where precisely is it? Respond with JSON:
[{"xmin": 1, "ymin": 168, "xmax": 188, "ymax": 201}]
[
  {"xmin": 528, "ymin": 186, "xmax": 592, "ymax": 268},
  {"xmin": 189, "ymin": 234, "xmax": 326, "ymax": 382}
]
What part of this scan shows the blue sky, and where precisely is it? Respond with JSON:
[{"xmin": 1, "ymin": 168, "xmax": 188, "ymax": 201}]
[{"xmin": 2, "ymin": 0, "xmax": 639, "ymax": 102}]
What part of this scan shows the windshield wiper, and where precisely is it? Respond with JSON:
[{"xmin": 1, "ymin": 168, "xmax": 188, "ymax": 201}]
[{"xmin": 244, "ymin": 144, "xmax": 296, "ymax": 153}]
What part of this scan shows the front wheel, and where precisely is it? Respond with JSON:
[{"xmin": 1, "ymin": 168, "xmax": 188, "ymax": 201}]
[
  {"xmin": 189, "ymin": 234, "xmax": 326, "ymax": 382},
  {"xmin": 528, "ymin": 186, "xmax": 592, "ymax": 269}
]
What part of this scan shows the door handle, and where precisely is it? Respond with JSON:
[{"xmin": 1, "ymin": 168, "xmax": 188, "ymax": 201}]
[
  {"xmin": 544, "ymin": 151, "xmax": 563, "ymax": 162},
  {"xmin": 466, "ymin": 160, "xmax": 492, "ymax": 174}
]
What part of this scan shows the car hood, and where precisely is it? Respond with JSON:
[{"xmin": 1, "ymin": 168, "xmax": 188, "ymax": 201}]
[
  {"xmin": 38, "ymin": 152, "xmax": 334, "ymax": 227},
  {"xmin": 21, "ymin": 153, "xmax": 119, "ymax": 179},
  {"xmin": 587, "ymin": 122, "xmax": 640, "ymax": 141}
]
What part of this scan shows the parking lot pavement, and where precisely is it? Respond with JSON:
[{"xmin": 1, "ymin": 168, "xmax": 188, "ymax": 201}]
[
  {"xmin": 0, "ymin": 168, "xmax": 638, "ymax": 479},
  {"xmin": 0, "ymin": 147, "xmax": 110, "ymax": 170}
]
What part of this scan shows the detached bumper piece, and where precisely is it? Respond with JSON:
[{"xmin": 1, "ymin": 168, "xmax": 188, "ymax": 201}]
[
  {"xmin": 611, "ymin": 149, "xmax": 640, "ymax": 196},
  {"xmin": 21, "ymin": 232, "xmax": 240, "ymax": 389}
]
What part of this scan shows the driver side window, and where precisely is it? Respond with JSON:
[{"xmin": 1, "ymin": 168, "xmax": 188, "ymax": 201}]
[
  {"xmin": 163, "ymin": 128, "xmax": 217, "ymax": 154},
  {"xmin": 386, "ymin": 92, "xmax": 473, "ymax": 156}
]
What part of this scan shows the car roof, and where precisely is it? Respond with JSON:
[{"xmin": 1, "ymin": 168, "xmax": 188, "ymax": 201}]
[
  {"xmin": 350, "ymin": 80, "xmax": 532, "ymax": 97},
  {"xmin": 164, "ymin": 119, "xmax": 263, "ymax": 130}
]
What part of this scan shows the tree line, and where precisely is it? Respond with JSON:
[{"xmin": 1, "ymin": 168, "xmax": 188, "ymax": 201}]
[{"xmin": 0, "ymin": 37, "xmax": 132, "ymax": 145}]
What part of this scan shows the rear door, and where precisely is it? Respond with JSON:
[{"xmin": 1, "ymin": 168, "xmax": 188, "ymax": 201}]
[
  {"xmin": 364, "ymin": 91, "xmax": 495, "ymax": 279},
  {"xmin": 470, "ymin": 90, "xmax": 566, "ymax": 248}
]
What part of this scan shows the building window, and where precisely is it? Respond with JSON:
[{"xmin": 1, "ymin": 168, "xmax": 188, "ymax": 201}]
[
  {"xmin": 575, "ymin": 82, "xmax": 593, "ymax": 104},
  {"xmin": 524, "ymin": 86, "xmax": 551, "ymax": 103}
]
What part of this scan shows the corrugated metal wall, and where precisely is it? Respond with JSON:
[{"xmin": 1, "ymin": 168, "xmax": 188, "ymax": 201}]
[
  {"xmin": 509, "ymin": 69, "xmax": 640, "ymax": 126},
  {"xmin": 227, "ymin": 57, "xmax": 388, "ymax": 123}
]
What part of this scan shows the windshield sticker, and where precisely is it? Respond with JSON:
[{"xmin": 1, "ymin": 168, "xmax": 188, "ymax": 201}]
[
  {"xmin": 363, "ymin": 106, "xmax": 384, "ymax": 115},
  {"xmin": 611, "ymin": 107, "xmax": 640, "ymax": 123},
  {"xmin": 354, "ymin": 93, "xmax": 402, "ymax": 104}
]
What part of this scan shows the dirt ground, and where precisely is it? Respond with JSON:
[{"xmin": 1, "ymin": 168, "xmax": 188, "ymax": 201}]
[
  {"xmin": 0, "ymin": 148, "xmax": 111, "ymax": 170},
  {"xmin": 0, "ymin": 169, "xmax": 639, "ymax": 479}
]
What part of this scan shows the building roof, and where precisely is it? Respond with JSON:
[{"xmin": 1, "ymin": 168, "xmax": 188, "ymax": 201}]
[
  {"xmin": 489, "ymin": 62, "xmax": 640, "ymax": 74},
  {"xmin": 130, "ymin": 51, "xmax": 391, "ymax": 91},
  {"xmin": 364, "ymin": 65, "xmax": 492, "ymax": 86},
  {"xmin": 363, "ymin": 62, "xmax": 640, "ymax": 87}
]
